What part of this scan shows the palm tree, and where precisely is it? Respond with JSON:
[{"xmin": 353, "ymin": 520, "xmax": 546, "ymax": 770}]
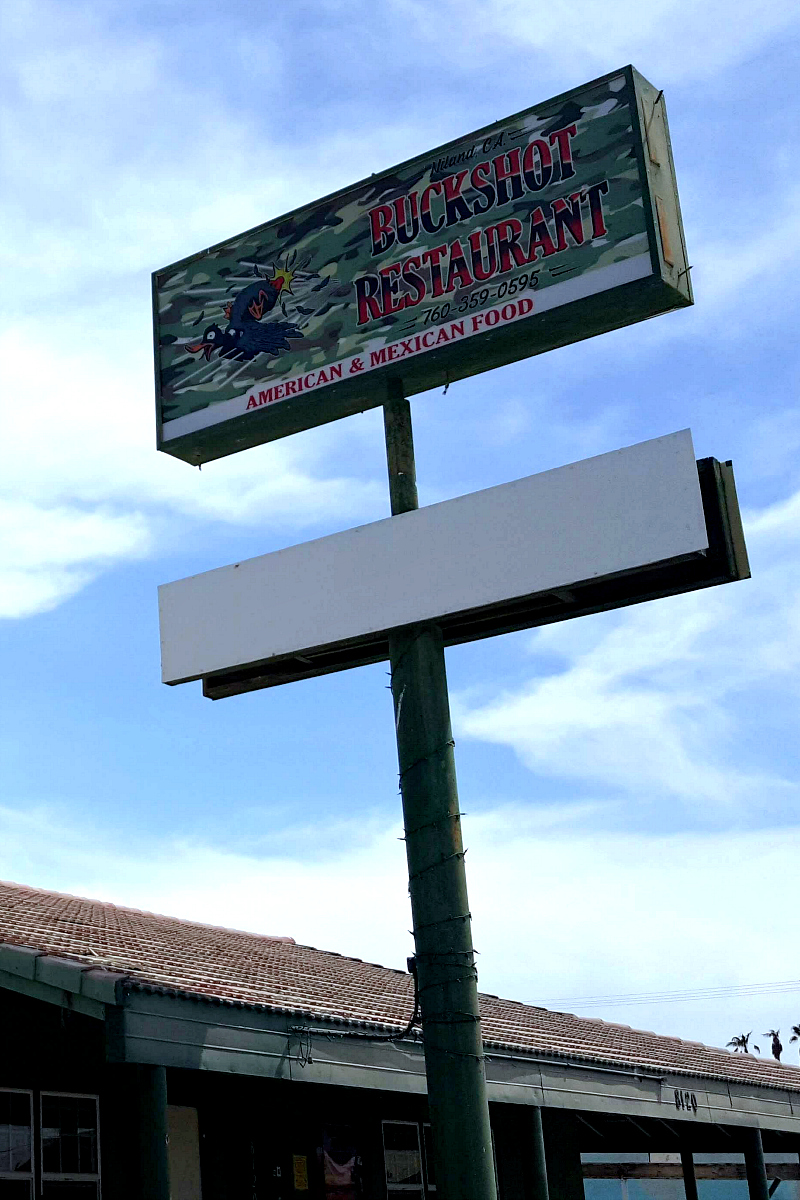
[
  {"xmin": 727, "ymin": 1032, "xmax": 761, "ymax": 1054},
  {"xmin": 789, "ymin": 1024, "xmax": 800, "ymax": 1059},
  {"xmin": 764, "ymin": 1030, "xmax": 783, "ymax": 1061}
]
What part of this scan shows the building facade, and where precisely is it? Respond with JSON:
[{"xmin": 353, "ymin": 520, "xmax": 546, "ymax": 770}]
[{"xmin": 1, "ymin": 880, "xmax": 798, "ymax": 1200}]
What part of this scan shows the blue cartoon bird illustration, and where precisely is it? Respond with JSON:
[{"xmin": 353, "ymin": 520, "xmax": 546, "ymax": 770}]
[{"xmin": 186, "ymin": 265, "xmax": 303, "ymax": 362}]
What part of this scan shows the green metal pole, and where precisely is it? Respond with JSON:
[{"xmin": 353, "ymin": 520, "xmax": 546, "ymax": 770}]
[
  {"xmin": 742, "ymin": 1127, "xmax": 770, "ymax": 1200},
  {"xmin": 530, "ymin": 1107, "xmax": 550, "ymax": 1200},
  {"xmin": 384, "ymin": 378, "xmax": 498, "ymax": 1200},
  {"xmin": 680, "ymin": 1148, "xmax": 699, "ymax": 1200},
  {"xmin": 135, "ymin": 1064, "xmax": 171, "ymax": 1200},
  {"xmin": 540, "ymin": 1110, "xmax": 585, "ymax": 1200}
]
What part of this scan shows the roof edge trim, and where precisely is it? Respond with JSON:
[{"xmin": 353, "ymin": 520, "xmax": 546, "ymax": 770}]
[{"xmin": 0, "ymin": 941, "xmax": 126, "ymax": 1009}]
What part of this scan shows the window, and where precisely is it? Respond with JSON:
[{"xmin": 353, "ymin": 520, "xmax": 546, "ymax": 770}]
[
  {"xmin": 0, "ymin": 1089, "xmax": 33, "ymax": 1200},
  {"xmin": 383, "ymin": 1122, "xmax": 423, "ymax": 1195},
  {"xmin": 40, "ymin": 1094, "xmax": 100, "ymax": 1199},
  {"xmin": 382, "ymin": 1122, "xmax": 436, "ymax": 1199},
  {"xmin": 323, "ymin": 1126, "xmax": 362, "ymax": 1199}
]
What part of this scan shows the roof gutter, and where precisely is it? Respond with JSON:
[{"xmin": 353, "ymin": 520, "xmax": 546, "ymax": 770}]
[{"xmin": 0, "ymin": 941, "xmax": 127, "ymax": 1019}]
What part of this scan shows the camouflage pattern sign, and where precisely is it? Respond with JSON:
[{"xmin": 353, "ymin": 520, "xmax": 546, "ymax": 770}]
[{"xmin": 154, "ymin": 66, "xmax": 691, "ymax": 465}]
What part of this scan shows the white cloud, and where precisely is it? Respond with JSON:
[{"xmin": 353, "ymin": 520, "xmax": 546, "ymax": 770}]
[
  {"xmin": 0, "ymin": 0, "xmax": 798, "ymax": 1077},
  {"xmin": 0, "ymin": 8, "xmax": 407, "ymax": 620},
  {"xmin": 0, "ymin": 500, "xmax": 150, "ymax": 618},
  {"xmin": 0, "ymin": 317, "xmax": 385, "ymax": 617},
  {"xmin": 0, "ymin": 802, "xmax": 414, "ymax": 967},
  {"xmin": 2, "ymin": 800, "xmax": 799, "ymax": 1052},
  {"xmin": 748, "ymin": 487, "xmax": 800, "ymax": 546},
  {"xmin": 0, "ymin": 7, "xmax": 426, "ymax": 298},
  {"xmin": 465, "ymin": 809, "xmax": 800, "ymax": 1050},
  {"xmin": 454, "ymin": 486, "xmax": 800, "ymax": 820},
  {"xmin": 1, "ymin": 0, "xmax": 798, "ymax": 627},
  {"xmin": 405, "ymin": 0, "xmax": 800, "ymax": 83},
  {"xmin": 687, "ymin": 186, "xmax": 800, "ymax": 313}
]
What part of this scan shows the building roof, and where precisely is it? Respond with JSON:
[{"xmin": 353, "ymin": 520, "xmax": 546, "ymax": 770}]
[{"xmin": 1, "ymin": 878, "xmax": 798, "ymax": 1092}]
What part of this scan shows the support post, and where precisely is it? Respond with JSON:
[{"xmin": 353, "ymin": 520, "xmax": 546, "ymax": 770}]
[
  {"xmin": 529, "ymin": 1107, "xmax": 550, "ymax": 1200},
  {"xmin": 134, "ymin": 1065, "xmax": 171, "ymax": 1200},
  {"xmin": 541, "ymin": 1110, "xmax": 584, "ymax": 1200},
  {"xmin": 680, "ymin": 1148, "xmax": 699, "ymax": 1200},
  {"xmin": 384, "ymin": 378, "xmax": 497, "ymax": 1200},
  {"xmin": 742, "ymin": 1127, "xmax": 770, "ymax": 1200}
]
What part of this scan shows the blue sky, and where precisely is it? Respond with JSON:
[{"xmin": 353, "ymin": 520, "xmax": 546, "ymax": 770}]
[{"xmin": 2, "ymin": 0, "xmax": 800, "ymax": 1057}]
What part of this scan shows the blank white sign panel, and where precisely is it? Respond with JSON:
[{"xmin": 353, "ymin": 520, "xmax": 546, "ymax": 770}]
[{"xmin": 159, "ymin": 430, "xmax": 708, "ymax": 686}]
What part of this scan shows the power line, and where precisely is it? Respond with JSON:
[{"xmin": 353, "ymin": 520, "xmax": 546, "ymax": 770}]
[{"xmin": 536, "ymin": 979, "xmax": 800, "ymax": 1010}]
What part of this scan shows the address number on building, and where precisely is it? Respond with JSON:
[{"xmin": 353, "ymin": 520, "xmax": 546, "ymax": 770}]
[{"xmin": 674, "ymin": 1089, "xmax": 699, "ymax": 1113}]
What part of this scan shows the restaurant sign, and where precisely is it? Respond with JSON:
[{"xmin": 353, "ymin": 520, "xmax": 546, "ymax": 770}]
[{"xmin": 154, "ymin": 66, "xmax": 691, "ymax": 465}]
